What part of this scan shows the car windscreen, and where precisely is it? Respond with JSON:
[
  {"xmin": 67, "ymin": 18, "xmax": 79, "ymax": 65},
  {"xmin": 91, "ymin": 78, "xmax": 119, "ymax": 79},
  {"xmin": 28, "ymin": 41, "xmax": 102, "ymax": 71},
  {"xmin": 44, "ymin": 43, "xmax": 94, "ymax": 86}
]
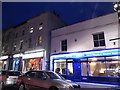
[
  {"xmin": 46, "ymin": 72, "xmax": 63, "ymax": 79},
  {"xmin": 8, "ymin": 72, "xmax": 21, "ymax": 76}
]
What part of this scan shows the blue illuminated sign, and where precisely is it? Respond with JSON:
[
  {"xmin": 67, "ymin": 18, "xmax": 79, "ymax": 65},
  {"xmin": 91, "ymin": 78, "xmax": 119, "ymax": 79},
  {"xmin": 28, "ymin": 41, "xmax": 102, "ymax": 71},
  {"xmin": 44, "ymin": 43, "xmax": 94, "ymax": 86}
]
[{"xmin": 51, "ymin": 48, "xmax": 120, "ymax": 60}]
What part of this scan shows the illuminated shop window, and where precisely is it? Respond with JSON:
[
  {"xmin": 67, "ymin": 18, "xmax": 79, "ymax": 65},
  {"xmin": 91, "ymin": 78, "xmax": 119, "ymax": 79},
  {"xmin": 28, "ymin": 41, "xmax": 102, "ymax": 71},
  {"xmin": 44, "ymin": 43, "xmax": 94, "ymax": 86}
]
[
  {"xmin": 23, "ymin": 58, "xmax": 42, "ymax": 72},
  {"xmin": 39, "ymin": 23, "xmax": 43, "ymax": 30},
  {"xmin": 106, "ymin": 56, "xmax": 120, "ymax": 77},
  {"xmin": 30, "ymin": 27, "xmax": 34, "ymax": 33},
  {"xmin": 81, "ymin": 56, "xmax": 120, "ymax": 77},
  {"xmin": 88, "ymin": 57, "xmax": 106, "ymax": 76},
  {"xmin": 81, "ymin": 62, "xmax": 88, "ymax": 76},
  {"xmin": 54, "ymin": 59, "xmax": 73, "ymax": 75},
  {"xmin": 54, "ymin": 59, "xmax": 66, "ymax": 74},
  {"xmin": 68, "ymin": 63, "xmax": 73, "ymax": 75},
  {"xmin": 37, "ymin": 36, "xmax": 42, "ymax": 46},
  {"xmin": 61, "ymin": 39, "xmax": 67, "ymax": 51},
  {"xmin": 93, "ymin": 32, "xmax": 106, "ymax": 47}
]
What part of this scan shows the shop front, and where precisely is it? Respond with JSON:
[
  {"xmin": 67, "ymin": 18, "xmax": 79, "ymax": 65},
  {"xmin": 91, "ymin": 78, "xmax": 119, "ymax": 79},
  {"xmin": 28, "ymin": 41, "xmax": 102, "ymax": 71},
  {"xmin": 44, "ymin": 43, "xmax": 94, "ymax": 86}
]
[
  {"xmin": 22, "ymin": 50, "xmax": 44, "ymax": 73},
  {"xmin": 0, "ymin": 55, "xmax": 8, "ymax": 70},
  {"xmin": 51, "ymin": 48, "xmax": 120, "ymax": 85},
  {"xmin": 13, "ymin": 49, "xmax": 45, "ymax": 73},
  {"xmin": 22, "ymin": 57, "xmax": 43, "ymax": 72},
  {"xmin": 12, "ymin": 57, "xmax": 22, "ymax": 71}
]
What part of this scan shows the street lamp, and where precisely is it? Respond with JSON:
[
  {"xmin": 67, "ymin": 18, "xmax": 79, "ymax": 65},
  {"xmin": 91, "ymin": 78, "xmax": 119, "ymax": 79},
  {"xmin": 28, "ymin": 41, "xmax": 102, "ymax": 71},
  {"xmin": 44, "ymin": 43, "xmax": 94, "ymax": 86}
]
[
  {"xmin": 113, "ymin": 1, "xmax": 120, "ymax": 77},
  {"xmin": 113, "ymin": 1, "xmax": 120, "ymax": 23}
]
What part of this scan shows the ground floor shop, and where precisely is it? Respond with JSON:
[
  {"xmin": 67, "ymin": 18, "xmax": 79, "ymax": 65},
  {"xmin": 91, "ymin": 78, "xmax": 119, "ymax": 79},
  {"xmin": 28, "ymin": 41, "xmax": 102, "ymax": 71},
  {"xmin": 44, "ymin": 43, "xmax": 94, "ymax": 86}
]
[
  {"xmin": 51, "ymin": 48, "xmax": 120, "ymax": 85},
  {"xmin": 0, "ymin": 55, "xmax": 10, "ymax": 70},
  {"xmin": 0, "ymin": 49, "xmax": 45, "ymax": 73},
  {"xmin": 22, "ymin": 57, "xmax": 43, "ymax": 72},
  {"xmin": 13, "ymin": 49, "xmax": 45, "ymax": 73}
]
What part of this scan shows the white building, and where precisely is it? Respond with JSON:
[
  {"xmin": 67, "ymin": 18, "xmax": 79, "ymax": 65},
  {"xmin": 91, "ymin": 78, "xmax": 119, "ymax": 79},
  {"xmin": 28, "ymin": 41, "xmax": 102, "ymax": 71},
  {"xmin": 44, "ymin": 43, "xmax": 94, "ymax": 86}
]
[
  {"xmin": 51, "ymin": 12, "xmax": 120, "ymax": 84},
  {"xmin": 51, "ymin": 12, "xmax": 118, "ymax": 54}
]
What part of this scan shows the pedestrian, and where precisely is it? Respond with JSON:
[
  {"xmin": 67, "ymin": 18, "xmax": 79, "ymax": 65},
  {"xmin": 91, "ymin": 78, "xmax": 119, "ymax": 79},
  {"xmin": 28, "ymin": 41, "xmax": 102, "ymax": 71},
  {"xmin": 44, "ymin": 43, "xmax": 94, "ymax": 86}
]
[
  {"xmin": 30, "ymin": 64, "xmax": 34, "ymax": 71},
  {"xmin": 55, "ymin": 68, "xmax": 61, "ymax": 74}
]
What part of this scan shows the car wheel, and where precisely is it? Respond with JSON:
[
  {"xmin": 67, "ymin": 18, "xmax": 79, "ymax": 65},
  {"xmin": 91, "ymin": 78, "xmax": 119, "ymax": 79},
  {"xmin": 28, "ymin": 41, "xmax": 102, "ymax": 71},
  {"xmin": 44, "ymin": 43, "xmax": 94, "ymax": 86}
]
[
  {"xmin": 19, "ymin": 83, "xmax": 25, "ymax": 90},
  {"xmin": 49, "ymin": 86, "xmax": 58, "ymax": 90}
]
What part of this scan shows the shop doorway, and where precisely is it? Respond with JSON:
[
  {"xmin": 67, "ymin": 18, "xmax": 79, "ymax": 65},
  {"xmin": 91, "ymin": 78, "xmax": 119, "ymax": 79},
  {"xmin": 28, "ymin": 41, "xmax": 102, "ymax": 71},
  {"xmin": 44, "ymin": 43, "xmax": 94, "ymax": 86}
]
[{"xmin": 54, "ymin": 59, "xmax": 82, "ymax": 81}]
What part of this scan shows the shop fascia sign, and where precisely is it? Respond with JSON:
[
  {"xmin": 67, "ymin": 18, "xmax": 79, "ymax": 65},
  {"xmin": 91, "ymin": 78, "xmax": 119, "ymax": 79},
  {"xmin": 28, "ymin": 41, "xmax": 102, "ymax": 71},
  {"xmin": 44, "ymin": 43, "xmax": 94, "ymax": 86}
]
[
  {"xmin": 0, "ymin": 55, "xmax": 8, "ymax": 60},
  {"xmin": 13, "ymin": 49, "xmax": 44, "ymax": 59},
  {"xmin": 51, "ymin": 48, "xmax": 120, "ymax": 59}
]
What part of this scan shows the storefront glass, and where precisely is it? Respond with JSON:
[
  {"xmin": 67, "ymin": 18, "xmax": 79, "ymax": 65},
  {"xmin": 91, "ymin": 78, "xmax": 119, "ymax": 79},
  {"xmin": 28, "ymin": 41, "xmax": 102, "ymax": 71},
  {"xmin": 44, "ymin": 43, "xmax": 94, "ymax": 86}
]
[
  {"xmin": 89, "ymin": 61, "xmax": 106, "ymax": 76},
  {"xmin": 106, "ymin": 56, "xmax": 120, "ymax": 77},
  {"xmin": 23, "ymin": 57, "xmax": 42, "ymax": 72},
  {"xmin": 13, "ymin": 57, "xmax": 22, "ymax": 71},
  {"xmin": 54, "ymin": 59, "xmax": 66, "ymax": 74},
  {"xmin": 68, "ymin": 63, "xmax": 73, "ymax": 75},
  {"xmin": 81, "ymin": 62, "xmax": 88, "ymax": 76},
  {"xmin": 88, "ymin": 57, "xmax": 106, "ymax": 76}
]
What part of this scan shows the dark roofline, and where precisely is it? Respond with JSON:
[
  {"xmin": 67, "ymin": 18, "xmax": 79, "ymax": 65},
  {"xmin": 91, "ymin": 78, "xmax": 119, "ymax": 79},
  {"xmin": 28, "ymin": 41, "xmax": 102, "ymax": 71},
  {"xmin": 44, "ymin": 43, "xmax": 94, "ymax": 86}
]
[
  {"xmin": 3, "ymin": 10, "xmax": 60, "ymax": 30},
  {"xmin": 13, "ymin": 21, "xmax": 27, "ymax": 28},
  {"xmin": 52, "ymin": 11, "xmax": 116, "ymax": 31}
]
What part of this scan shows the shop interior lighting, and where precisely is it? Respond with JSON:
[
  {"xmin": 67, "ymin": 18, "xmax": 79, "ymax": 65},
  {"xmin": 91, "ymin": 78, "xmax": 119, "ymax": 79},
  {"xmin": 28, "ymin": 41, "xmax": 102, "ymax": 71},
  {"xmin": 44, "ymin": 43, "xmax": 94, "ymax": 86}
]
[{"xmin": 0, "ymin": 56, "xmax": 8, "ymax": 59}]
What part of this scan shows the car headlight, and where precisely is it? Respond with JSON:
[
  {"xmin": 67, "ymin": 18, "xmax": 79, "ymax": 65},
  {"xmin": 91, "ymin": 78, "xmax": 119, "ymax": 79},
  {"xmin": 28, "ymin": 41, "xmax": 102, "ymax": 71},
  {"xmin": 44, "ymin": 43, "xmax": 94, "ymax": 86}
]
[
  {"xmin": 63, "ymin": 84, "xmax": 73, "ymax": 89},
  {"xmin": 6, "ymin": 78, "xmax": 15, "ymax": 84},
  {"xmin": 72, "ymin": 84, "xmax": 80, "ymax": 88}
]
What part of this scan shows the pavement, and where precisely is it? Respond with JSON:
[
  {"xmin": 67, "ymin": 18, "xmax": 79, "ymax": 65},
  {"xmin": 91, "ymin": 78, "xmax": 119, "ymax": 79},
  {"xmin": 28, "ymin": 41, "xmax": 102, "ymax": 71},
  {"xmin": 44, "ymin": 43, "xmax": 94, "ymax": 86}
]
[{"xmin": 77, "ymin": 82, "xmax": 120, "ymax": 90}]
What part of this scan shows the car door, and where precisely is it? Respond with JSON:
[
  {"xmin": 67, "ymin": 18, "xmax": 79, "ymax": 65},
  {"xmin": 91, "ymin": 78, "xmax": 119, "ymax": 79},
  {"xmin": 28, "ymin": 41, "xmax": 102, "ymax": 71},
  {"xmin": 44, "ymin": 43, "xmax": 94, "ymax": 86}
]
[
  {"xmin": 33, "ymin": 71, "xmax": 51, "ymax": 89},
  {"xmin": 23, "ymin": 71, "xmax": 37, "ymax": 89}
]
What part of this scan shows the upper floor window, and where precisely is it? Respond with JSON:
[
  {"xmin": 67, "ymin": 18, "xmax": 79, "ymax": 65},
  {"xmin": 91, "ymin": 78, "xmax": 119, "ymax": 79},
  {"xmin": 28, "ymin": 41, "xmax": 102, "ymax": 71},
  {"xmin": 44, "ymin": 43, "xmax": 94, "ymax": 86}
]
[
  {"xmin": 28, "ymin": 38, "xmax": 32, "ymax": 48},
  {"xmin": 13, "ymin": 43, "xmax": 16, "ymax": 51},
  {"xmin": 15, "ymin": 33, "xmax": 18, "ymax": 38},
  {"xmin": 22, "ymin": 30, "xmax": 25, "ymax": 36},
  {"xmin": 61, "ymin": 39, "xmax": 67, "ymax": 51},
  {"xmin": 20, "ymin": 40, "xmax": 23, "ymax": 50},
  {"xmin": 30, "ymin": 27, "xmax": 34, "ymax": 33},
  {"xmin": 39, "ymin": 23, "xmax": 43, "ymax": 31},
  {"xmin": 37, "ymin": 36, "xmax": 42, "ymax": 46},
  {"xmin": 93, "ymin": 32, "xmax": 106, "ymax": 47}
]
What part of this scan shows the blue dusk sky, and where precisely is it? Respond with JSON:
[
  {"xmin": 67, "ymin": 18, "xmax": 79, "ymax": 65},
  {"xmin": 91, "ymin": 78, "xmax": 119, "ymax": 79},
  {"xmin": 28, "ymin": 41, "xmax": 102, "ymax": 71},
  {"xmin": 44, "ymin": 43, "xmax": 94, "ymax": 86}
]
[{"xmin": 2, "ymin": 2, "xmax": 114, "ymax": 30}]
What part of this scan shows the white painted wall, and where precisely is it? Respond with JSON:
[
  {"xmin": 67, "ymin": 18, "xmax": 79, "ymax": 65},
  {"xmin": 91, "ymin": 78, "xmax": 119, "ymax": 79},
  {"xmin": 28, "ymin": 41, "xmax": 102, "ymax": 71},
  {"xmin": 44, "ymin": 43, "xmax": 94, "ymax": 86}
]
[{"xmin": 51, "ymin": 12, "xmax": 118, "ymax": 54}]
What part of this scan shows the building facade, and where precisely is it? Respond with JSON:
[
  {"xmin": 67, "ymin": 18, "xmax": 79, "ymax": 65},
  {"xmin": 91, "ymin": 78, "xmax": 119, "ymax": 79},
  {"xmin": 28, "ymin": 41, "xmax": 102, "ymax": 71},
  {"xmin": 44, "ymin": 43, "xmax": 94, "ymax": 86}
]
[
  {"xmin": 50, "ymin": 12, "xmax": 120, "ymax": 84},
  {"xmin": 1, "ymin": 11, "xmax": 66, "ymax": 72}
]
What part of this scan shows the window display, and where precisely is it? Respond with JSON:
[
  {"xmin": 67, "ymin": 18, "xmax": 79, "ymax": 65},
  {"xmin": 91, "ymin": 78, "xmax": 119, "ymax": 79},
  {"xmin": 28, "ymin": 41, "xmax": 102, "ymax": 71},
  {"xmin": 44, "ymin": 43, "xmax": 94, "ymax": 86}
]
[
  {"xmin": 106, "ymin": 56, "xmax": 120, "ymax": 77},
  {"xmin": 81, "ymin": 56, "xmax": 120, "ymax": 77},
  {"xmin": 68, "ymin": 63, "xmax": 73, "ymax": 75},
  {"xmin": 54, "ymin": 59, "xmax": 66, "ymax": 74},
  {"xmin": 81, "ymin": 62, "xmax": 88, "ymax": 76},
  {"xmin": 23, "ymin": 57, "xmax": 43, "ymax": 72},
  {"xmin": 54, "ymin": 59, "xmax": 73, "ymax": 75}
]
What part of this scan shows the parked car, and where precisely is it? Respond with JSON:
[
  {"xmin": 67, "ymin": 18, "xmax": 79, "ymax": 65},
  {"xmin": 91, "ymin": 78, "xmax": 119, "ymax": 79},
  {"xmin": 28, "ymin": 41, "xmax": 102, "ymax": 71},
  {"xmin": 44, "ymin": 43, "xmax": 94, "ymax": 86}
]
[
  {"xmin": 17, "ymin": 70, "xmax": 80, "ymax": 90},
  {"xmin": 0, "ymin": 70, "xmax": 21, "ymax": 87}
]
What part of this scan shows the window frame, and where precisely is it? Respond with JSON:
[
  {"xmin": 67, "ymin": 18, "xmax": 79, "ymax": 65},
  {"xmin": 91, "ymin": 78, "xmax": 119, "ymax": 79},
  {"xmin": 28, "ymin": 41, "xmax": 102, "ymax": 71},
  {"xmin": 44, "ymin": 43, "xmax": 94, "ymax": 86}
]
[
  {"xmin": 61, "ymin": 39, "xmax": 67, "ymax": 51},
  {"xmin": 93, "ymin": 32, "xmax": 106, "ymax": 47}
]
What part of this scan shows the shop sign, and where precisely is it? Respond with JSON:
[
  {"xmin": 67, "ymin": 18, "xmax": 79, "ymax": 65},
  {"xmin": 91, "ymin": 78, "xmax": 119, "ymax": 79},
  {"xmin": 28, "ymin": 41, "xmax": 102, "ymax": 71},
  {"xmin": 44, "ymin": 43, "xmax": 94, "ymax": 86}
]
[
  {"xmin": 51, "ymin": 48, "xmax": 120, "ymax": 59},
  {"xmin": 0, "ymin": 56, "xmax": 8, "ymax": 60},
  {"xmin": 22, "ymin": 51, "xmax": 43, "ymax": 59}
]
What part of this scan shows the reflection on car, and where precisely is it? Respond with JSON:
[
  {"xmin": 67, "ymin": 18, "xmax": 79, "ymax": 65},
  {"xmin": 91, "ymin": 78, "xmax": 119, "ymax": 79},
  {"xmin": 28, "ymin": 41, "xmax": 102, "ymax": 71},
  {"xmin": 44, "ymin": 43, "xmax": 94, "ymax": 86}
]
[{"xmin": 17, "ymin": 70, "xmax": 80, "ymax": 90}]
